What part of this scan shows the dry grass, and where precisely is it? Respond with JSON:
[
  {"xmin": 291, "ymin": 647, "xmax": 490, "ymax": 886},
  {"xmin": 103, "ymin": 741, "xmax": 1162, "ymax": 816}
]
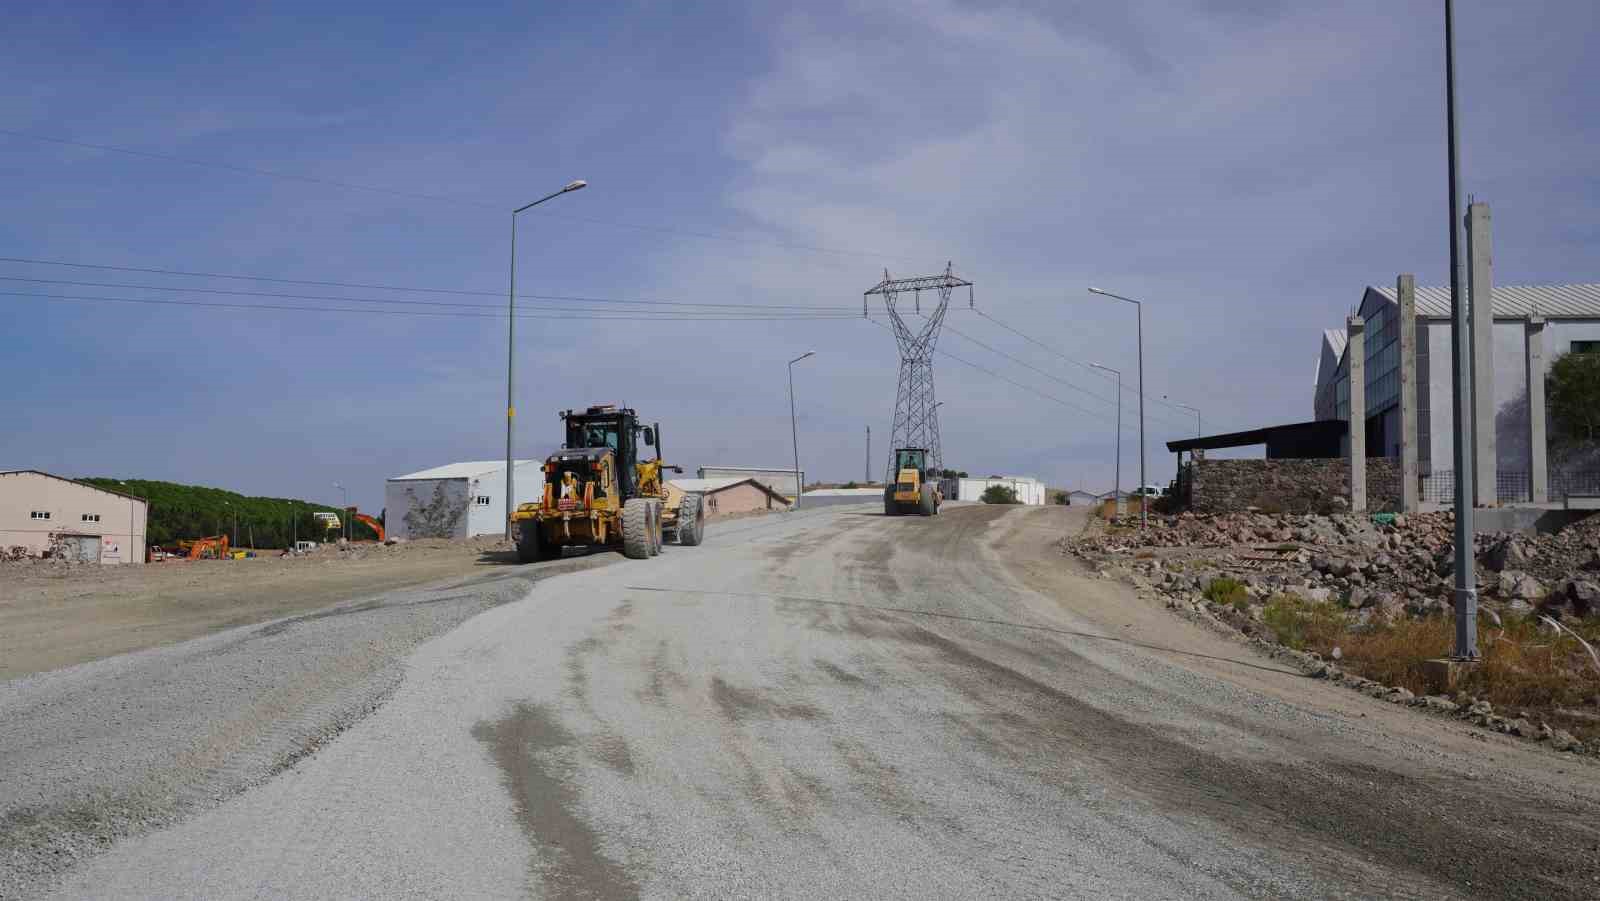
[
  {"xmin": 1282, "ymin": 610, "xmax": 1600, "ymax": 742},
  {"xmin": 1260, "ymin": 593, "xmax": 1349, "ymax": 651}
]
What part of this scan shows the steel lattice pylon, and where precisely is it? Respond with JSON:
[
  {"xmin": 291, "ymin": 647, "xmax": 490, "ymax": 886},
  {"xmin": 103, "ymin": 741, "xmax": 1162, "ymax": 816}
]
[{"xmin": 864, "ymin": 262, "xmax": 972, "ymax": 481}]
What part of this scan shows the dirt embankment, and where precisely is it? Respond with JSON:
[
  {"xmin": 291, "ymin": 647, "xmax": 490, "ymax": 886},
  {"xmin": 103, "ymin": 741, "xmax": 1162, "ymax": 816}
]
[{"xmin": 0, "ymin": 537, "xmax": 523, "ymax": 680}]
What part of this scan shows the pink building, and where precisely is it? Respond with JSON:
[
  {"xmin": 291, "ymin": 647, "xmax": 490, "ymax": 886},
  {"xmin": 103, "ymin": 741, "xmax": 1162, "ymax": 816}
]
[
  {"xmin": 0, "ymin": 470, "xmax": 149, "ymax": 564},
  {"xmin": 670, "ymin": 478, "xmax": 791, "ymax": 518}
]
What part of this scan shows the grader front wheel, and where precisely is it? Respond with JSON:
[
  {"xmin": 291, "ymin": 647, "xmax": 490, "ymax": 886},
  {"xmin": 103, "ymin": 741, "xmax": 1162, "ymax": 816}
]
[
  {"xmin": 622, "ymin": 498, "xmax": 653, "ymax": 559},
  {"xmin": 677, "ymin": 494, "xmax": 704, "ymax": 546}
]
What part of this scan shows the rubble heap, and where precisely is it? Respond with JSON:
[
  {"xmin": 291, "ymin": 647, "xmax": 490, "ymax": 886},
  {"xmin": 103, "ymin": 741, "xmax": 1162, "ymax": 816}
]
[{"xmin": 1069, "ymin": 511, "xmax": 1600, "ymax": 621}]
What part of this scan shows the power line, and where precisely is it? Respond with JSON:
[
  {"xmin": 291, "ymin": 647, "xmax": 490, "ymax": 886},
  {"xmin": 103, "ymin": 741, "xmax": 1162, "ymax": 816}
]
[
  {"xmin": 865, "ymin": 318, "xmax": 1136, "ymax": 434},
  {"xmin": 971, "ymin": 307, "xmax": 1199, "ymax": 424},
  {"xmin": 0, "ymin": 128, "xmax": 925, "ymax": 264},
  {"xmin": 0, "ymin": 274, "xmax": 842, "ymax": 313},
  {"xmin": 0, "ymin": 256, "xmax": 854, "ymax": 311},
  {"xmin": 1, "ymin": 290, "xmax": 858, "ymax": 321},
  {"xmin": 933, "ymin": 315, "xmax": 1192, "ymax": 431}
]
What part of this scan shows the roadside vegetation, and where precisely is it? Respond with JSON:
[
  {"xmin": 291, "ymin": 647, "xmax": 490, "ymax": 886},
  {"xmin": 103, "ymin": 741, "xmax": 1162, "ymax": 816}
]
[
  {"xmin": 981, "ymin": 484, "xmax": 1020, "ymax": 504},
  {"xmin": 1248, "ymin": 592, "xmax": 1600, "ymax": 742},
  {"xmin": 76, "ymin": 478, "xmax": 376, "ymax": 547}
]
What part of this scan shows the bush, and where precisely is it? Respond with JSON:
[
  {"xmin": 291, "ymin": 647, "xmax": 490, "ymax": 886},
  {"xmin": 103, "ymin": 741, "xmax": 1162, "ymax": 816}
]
[
  {"xmin": 1051, "ymin": 491, "xmax": 1070, "ymax": 505},
  {"xmin": 1260, "ymin": 593, "xmax": 1348, "ymax": 650},
  {"xmin": 980, "ymin": 484, "xmax": 1020, "ymax": 504},
  {"xmin": 1203, "ymin": 577, "xmax": 1249, "ymax": 610}
]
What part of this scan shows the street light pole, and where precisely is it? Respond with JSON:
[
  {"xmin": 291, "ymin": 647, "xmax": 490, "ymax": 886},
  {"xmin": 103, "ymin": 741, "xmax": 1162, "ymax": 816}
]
[
  {"xmin": 1092, "ymin": 363, "xmax": 1122, "ymax": 516},
  {"xmin": 1088, "ymin": 287, "xmax": 1146, "ymax": 528},
  {"xmin": 1444, "ymin": 0, "xmax": 1477, "ymax": 660},
  {"xmin": 1165, "ymin": 396, "xmax": 1201, "ymax": 437},
  {"xmin": 788, "ymin": 351, "xmax": 815, "ymax": 509},
  {"xmin": 333, "ymin": 482, "xmax": 348, "ymax": 541},
  {"xmin": 506, "ymin": 179, "xmax": 588, "ymax": 540}
]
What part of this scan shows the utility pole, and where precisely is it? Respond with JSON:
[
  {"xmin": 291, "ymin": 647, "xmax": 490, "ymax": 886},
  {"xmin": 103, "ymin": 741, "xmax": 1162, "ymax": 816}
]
[
  {"xmin": 789, "ymin": 351, "xmax": 815, "ymax": 507},
  {"xmin": 505, "ymin": 179, "xmax": 588, "ymax": 540},
  {"xmin": 1445, "ymin": 0, "xmax": 1478, "ymax": 660},
  {"xmin": 1087, "ymin": 287, "xmax": 1147, "ymax": 528},
  {"xmin": 865, "ymin": 425, "xmax": 871, "ymax": 484},
  {"xmin": 1093, "ymin": 364, "xmax": 1122, "ymax": 515}
]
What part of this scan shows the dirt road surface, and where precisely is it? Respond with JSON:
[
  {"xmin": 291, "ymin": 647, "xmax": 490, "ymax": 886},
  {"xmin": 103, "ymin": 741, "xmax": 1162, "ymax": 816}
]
[{"xmin": 5, "ymin": 505, "xmax": 1599, "ymax": 899}]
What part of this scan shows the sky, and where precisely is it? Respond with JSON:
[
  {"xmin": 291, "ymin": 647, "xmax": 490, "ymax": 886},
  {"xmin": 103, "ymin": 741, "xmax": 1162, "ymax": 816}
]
[{"xmin": 2, "ymin": 0, "xmax": 1597, "ymax": 512}]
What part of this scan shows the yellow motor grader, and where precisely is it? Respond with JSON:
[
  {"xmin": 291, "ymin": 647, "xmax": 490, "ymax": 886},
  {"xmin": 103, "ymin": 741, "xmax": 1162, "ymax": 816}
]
[
  {"xmin": 883, "ymin": 447, "xmax": 941, "ymax": 516},
  {"xmin": 510, "ymin": 405, "xmax": 704, "ymax": 562}
]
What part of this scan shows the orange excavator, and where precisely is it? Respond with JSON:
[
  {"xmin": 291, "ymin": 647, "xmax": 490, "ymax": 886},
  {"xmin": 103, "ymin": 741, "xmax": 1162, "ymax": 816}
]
[
  {"xmin": 177, "ymin": 535, "xmax": 230, "ymax": 560},
  {"xmin": 344, "ymin": 508, "xmax": 385, "ymax": 542}
]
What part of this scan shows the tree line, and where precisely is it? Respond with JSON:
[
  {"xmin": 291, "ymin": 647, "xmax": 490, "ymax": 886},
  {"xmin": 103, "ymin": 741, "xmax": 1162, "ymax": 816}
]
[{"xmin": 76, "ymin": 478, "xmax": 380, "ymax": 548}]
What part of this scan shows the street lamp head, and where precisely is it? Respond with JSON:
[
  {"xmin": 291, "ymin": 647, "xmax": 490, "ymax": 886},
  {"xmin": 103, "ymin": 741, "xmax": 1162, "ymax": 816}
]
[
  {"xmin": 563, "ymin": 180, "xmax": 588, "ymax": 192},
  {"xmin": 1088, "ymin": 286, "xmax": 1104, "ymax": 295},
  {"xmin": 791, "ymin": 351, "xmax": 815, "ymax": 364}
]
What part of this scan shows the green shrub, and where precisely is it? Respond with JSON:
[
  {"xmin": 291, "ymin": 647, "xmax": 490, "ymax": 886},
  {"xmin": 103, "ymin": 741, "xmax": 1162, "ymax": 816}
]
[
  {"xmin": 1203, "ymin": 577, "xmax": 1249, "ymax": 609},
  {"xmin": 981, "ymin": 484, "xmax": 1020, "ymax": 504}
]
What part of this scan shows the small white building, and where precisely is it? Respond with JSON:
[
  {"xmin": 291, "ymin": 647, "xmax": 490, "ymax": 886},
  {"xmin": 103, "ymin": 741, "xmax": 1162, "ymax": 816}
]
[
  {"xmin": 384, "ymin": 460, "xmax": 544, "ymax": 540},
  {"xmin": 0, "ymin": 470, "xmax": 148, "ymax": 564},
  {"xmin": 954, "ymin": 476, "xmax": 1047, "ymax": 505}
]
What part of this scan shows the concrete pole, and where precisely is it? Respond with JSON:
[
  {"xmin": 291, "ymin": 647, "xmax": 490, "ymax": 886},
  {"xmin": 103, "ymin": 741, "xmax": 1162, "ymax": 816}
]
[
  {"xmin": 1347, "ymin": 315, "xmax": 1367, "ymax": 513},
  {"xmin": 1398, "ymin": 274, "xmax": 1420, "ymax": 512},
  {"xmin": 1527, "ymin": 315, "xmax": 1549, "ymax": 503},
  {"xmin": 1444, "ymin": 0, "xmax": 1478, "ymax": 660},
  {"xmin": 1467, "ymin": 201, "xmax": 1497, "ymax": 506}
]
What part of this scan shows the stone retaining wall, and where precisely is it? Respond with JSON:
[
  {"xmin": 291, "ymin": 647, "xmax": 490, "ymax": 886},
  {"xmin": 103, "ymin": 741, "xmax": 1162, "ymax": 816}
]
[{"xmin": 1192, "ymin": 457, "xmax": 1401, "ymax": 514}]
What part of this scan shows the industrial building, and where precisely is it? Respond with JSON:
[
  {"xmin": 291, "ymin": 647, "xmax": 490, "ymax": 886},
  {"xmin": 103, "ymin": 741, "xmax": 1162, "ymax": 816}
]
[
  {"xmin": 947, "ymin": 476, "xmax": 1047, "ymax": 505},
  {"xmin": 696, "ymin": 466, "xmax": 803, "ymax": 501},
  {"xmin": 1313, "ymin": 202, "xmax": 1600, "ymax": 504},
  {"xmin": 670, "ymin": 478, "xmax": 792, "ymax": 517},
  {"xmin": 384, "ymin": 460, "xmax": 544, "ymax": 540},
  {"xmin": 0, "ymin": 470, "xmax": 148, "ymax": 563}
]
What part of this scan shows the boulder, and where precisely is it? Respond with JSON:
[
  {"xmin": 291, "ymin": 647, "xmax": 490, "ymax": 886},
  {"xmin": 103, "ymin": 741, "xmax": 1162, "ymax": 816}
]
[
  {"xmin": 1495, "ymin": 571, "xmax": 1546, "ymax": 602},
  {"xmin": 1344, "ymin": 588, "xmax": 1373, "ymax": 610},
  {"xmin": 1550, "ymin": 729, "xmax": 1581, "ymax": 753}
]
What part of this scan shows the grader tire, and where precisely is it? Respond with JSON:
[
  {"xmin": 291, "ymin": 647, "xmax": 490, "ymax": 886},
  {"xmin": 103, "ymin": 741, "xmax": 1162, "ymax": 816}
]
[
  {"xmin": 646, "ymin": 501, "xmax": 662, "ymax": 556},
  {"xmin": 622, "ymin": 498, "xmax": 652, "ymax": 559},
  {"xmin": 883, "ymin": 487, "xmax": 898, "ymax": 517},
  {"xmin": 919, "ymin": 485, "xmax": 936, "ymax": 516},
  {"xmin": 678, "ymin": 494, "xmax": 703, "ymax": 546},
  {"xmin": 515, "ymin": 522, "xmax": 549, "ymax": 563}
]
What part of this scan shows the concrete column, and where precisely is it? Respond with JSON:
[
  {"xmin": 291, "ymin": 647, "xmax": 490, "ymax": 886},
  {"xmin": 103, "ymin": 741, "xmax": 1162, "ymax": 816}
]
[
  {"xmin": 1467, "ymin": 201, "xmax": 1497, "ymax": 505},
  {"xmin": 1397, "ymin": 274, "xmax": 1419, "ymax": 512},
  {"xmin": 1527, "ymin": 315, "xmax": 1549, "ymax": 503},
  {"xmin": 1347, "ymin": 315, "xmax": 1367, "ymax": 513}
]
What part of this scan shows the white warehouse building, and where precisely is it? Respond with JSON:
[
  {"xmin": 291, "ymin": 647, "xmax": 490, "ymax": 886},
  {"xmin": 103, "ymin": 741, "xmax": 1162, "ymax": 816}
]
[
  {"xmin": 384, "ymin": 460, "xmax": 544, "ymax": 540},
  {"xmin": 950, "ymin": 476, "xmax": 1047, "ymax": 506}
]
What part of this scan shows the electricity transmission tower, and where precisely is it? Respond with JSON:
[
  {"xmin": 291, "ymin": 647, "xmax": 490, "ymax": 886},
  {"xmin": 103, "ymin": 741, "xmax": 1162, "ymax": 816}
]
[{"xmin": 864, "ymin": 263, "xmax": 973, "ymax": 480}]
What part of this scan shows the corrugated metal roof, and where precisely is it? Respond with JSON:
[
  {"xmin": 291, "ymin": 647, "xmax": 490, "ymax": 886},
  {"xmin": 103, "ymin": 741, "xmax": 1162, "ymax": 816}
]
[
  {"xmin": 390, "ymin": 460, "xmax": 536, "ymax": 481},
  {"xmin": 1322, "ymin": 328, "xmax": 1347, "ymax": 359},
  {"xmin": 1371, "ymin": 283, "xmax": 1600, "ymax": 319}
]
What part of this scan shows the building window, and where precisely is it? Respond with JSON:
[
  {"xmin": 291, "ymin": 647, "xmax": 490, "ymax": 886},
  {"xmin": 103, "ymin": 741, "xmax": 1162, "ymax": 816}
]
[
  {"xmin": 81, "ymin": 513, "xmax": 100, "ymax": 522},
  {"xmin": 1573, "ymin": 340, "xmax": 1600, "ymax": 354},
  {"xmin": 31, "ymin": 511, "xmax": 51, "ymax": 520},
  {"xmin": 475, "ymin": 495, "xmax": 491, "ymax": 506}
]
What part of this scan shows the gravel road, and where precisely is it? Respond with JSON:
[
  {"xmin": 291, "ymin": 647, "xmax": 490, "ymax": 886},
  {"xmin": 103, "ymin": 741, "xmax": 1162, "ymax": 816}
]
[{"xmin": 6, "ymin": 504, "xmax": 1600, "ymax": 899}]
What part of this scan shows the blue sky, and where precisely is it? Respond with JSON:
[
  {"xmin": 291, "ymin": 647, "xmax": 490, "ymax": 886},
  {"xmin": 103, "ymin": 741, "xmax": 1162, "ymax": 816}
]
[{"xmin": 2, "ymin": 1, "xmax": 1597, "ymax": 511}]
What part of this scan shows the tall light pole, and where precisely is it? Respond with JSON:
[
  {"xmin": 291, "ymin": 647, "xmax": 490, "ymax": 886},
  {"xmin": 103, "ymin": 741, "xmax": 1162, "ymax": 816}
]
[
  {"xmin": 1165, "ymin": 396, "xmax": 1201, "ymax": 437},
  {"xmin": 1444, "ymin": 0, "xmax": 1477, "ymax": 660},
  {"xmin": 224, "ymin": 501, "xmax": 237, "ymax": 548},
  {"xmin": 788, "ymin": 351, "xmax": 815, "ymax": 509},
  {"xmin": 1088, "ymin": 287, "xmax": 1146, "ymax": 528},
  {"xmin": 1092, "ymin": 363, "xmax": 1122, "ymax": 515},
  {"xmin": 333, "ymin": 482, "xmax": 348, "ymax": 541},
  {"xmin": 506, "ymin": 179, "xmax": 588, "ymax": 540}
]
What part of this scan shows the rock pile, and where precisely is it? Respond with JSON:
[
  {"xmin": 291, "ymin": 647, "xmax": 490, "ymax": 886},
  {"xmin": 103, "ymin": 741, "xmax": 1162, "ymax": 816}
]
[{"xmin": 1070, "ymin": 510, "xmax": 1600, "ymax": 623}]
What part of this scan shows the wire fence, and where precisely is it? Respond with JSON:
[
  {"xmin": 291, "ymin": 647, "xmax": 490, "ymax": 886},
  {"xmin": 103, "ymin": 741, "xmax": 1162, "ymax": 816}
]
[{"xmin": 1420, "ymin": 469, "xmax": 1600, "ymax": 505}]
